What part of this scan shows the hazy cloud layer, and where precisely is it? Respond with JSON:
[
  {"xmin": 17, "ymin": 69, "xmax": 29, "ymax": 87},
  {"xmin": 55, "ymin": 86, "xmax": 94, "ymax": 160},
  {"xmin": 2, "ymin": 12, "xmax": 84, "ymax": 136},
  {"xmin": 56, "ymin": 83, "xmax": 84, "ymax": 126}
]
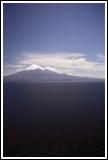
[{"xmin": 4, "ymin": 52, "xmax": 105, "ymax": 78}]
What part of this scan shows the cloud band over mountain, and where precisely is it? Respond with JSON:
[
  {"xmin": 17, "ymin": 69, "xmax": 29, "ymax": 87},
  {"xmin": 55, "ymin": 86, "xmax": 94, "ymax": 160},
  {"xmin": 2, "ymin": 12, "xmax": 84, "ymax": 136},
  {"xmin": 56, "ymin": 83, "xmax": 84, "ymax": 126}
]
[{"xmin": 4, "ymin": 52, "xmax": 105, "ymax": 78}]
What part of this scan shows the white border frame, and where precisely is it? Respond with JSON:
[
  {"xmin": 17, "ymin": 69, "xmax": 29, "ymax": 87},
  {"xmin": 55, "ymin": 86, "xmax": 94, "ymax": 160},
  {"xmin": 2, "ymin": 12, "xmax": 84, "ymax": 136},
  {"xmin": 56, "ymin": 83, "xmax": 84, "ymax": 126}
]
[{"xmin": 1, "ymin": 1, "xmax": 107, "ymax": 159}]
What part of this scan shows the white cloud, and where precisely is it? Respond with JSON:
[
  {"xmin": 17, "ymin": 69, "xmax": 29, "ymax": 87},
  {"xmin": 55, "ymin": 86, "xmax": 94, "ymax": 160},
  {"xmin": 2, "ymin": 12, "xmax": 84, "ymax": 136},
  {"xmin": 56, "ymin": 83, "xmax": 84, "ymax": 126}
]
[
  {"xmin": 4, "ymin": 64, "xmax": 24, "ymax": 68},
  {"xmin": 4, "ymin": 52, "xmax": 105, "ymax": 78}
]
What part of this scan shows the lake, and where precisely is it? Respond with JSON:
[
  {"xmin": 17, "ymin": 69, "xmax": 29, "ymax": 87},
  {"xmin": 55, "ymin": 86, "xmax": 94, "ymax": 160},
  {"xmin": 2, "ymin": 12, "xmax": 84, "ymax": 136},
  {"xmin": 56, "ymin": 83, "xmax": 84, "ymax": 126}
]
[{"xmin": 3, "ymin": 82, "xmax": 105, "ymax": 157}]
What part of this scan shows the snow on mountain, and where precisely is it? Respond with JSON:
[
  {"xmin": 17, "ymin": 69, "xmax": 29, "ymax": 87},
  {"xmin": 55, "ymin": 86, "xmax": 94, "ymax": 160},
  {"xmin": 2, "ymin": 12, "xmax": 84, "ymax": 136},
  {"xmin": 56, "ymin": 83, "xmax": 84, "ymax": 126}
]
[
  {"xmin": 25, "ymin": 64, "xmax": 62, "ymax": 74},
  {"xmin": 43, "ymin": 66, "xmax": 62, "ymax": 74},
  {"xmin": 25, "ymin": 64, "xmax": 44, "ymax": 71},
  {"xmin": 4, "ymin": 64, "xmax": 104, "ymax": 82}
]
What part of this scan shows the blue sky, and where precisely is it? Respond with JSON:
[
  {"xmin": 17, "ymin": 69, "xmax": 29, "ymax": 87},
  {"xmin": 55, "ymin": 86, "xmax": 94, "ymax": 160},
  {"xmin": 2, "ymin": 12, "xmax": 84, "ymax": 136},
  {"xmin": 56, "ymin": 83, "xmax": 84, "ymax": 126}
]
[{"xmin": 3, "ymin": 3, "xmax": 105, "ymax": 77}]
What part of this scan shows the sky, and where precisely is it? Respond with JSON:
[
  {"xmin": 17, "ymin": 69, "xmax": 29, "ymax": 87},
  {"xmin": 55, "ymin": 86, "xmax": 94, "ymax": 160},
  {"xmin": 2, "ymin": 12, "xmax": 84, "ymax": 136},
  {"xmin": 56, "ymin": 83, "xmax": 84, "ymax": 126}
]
[{"xmin": 3, "ymin": 3, "xmax": 105, "ymax": 78}]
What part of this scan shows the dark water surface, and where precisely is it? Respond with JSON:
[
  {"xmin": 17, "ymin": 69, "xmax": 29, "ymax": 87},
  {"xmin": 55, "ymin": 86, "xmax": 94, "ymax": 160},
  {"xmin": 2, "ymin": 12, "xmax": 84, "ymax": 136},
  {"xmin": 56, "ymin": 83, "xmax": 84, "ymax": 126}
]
[{"xmin": 3, "ymin": 82, "xmax": 105, "ymax": 157}]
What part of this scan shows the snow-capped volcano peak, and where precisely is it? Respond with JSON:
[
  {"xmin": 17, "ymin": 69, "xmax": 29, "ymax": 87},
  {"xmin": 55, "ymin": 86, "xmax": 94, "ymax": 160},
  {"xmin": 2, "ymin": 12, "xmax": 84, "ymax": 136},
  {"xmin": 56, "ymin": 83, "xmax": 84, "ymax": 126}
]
[
  {"xmin": 25, "ymin": 64, "xmax": 62, "ymax": 74},
  {"xmin": 44, "ymin": 66, "xmax": 62, "ymax": 74},
  {"xmin": 25, "ymin": 64, "xmax": 44, "ymax": 70},
  {"xmin": 4, "ymin": 64, "xmax": 102, "ymax": 82}
]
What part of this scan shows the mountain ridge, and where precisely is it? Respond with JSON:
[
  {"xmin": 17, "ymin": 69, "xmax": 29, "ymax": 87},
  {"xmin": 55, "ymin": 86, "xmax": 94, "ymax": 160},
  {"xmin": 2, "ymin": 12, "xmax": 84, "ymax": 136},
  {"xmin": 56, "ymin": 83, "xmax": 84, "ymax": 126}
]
[{"xmin": 4, "ymin": 64, "xmax": 104, "ymax": 82}]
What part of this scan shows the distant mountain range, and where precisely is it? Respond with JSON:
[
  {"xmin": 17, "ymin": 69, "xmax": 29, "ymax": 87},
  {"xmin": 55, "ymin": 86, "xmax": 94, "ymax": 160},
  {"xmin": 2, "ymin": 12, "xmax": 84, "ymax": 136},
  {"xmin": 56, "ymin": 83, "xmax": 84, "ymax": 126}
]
[{"xmin": 4, "ymin": 64, "xmax": 104, "ymax": 82}]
